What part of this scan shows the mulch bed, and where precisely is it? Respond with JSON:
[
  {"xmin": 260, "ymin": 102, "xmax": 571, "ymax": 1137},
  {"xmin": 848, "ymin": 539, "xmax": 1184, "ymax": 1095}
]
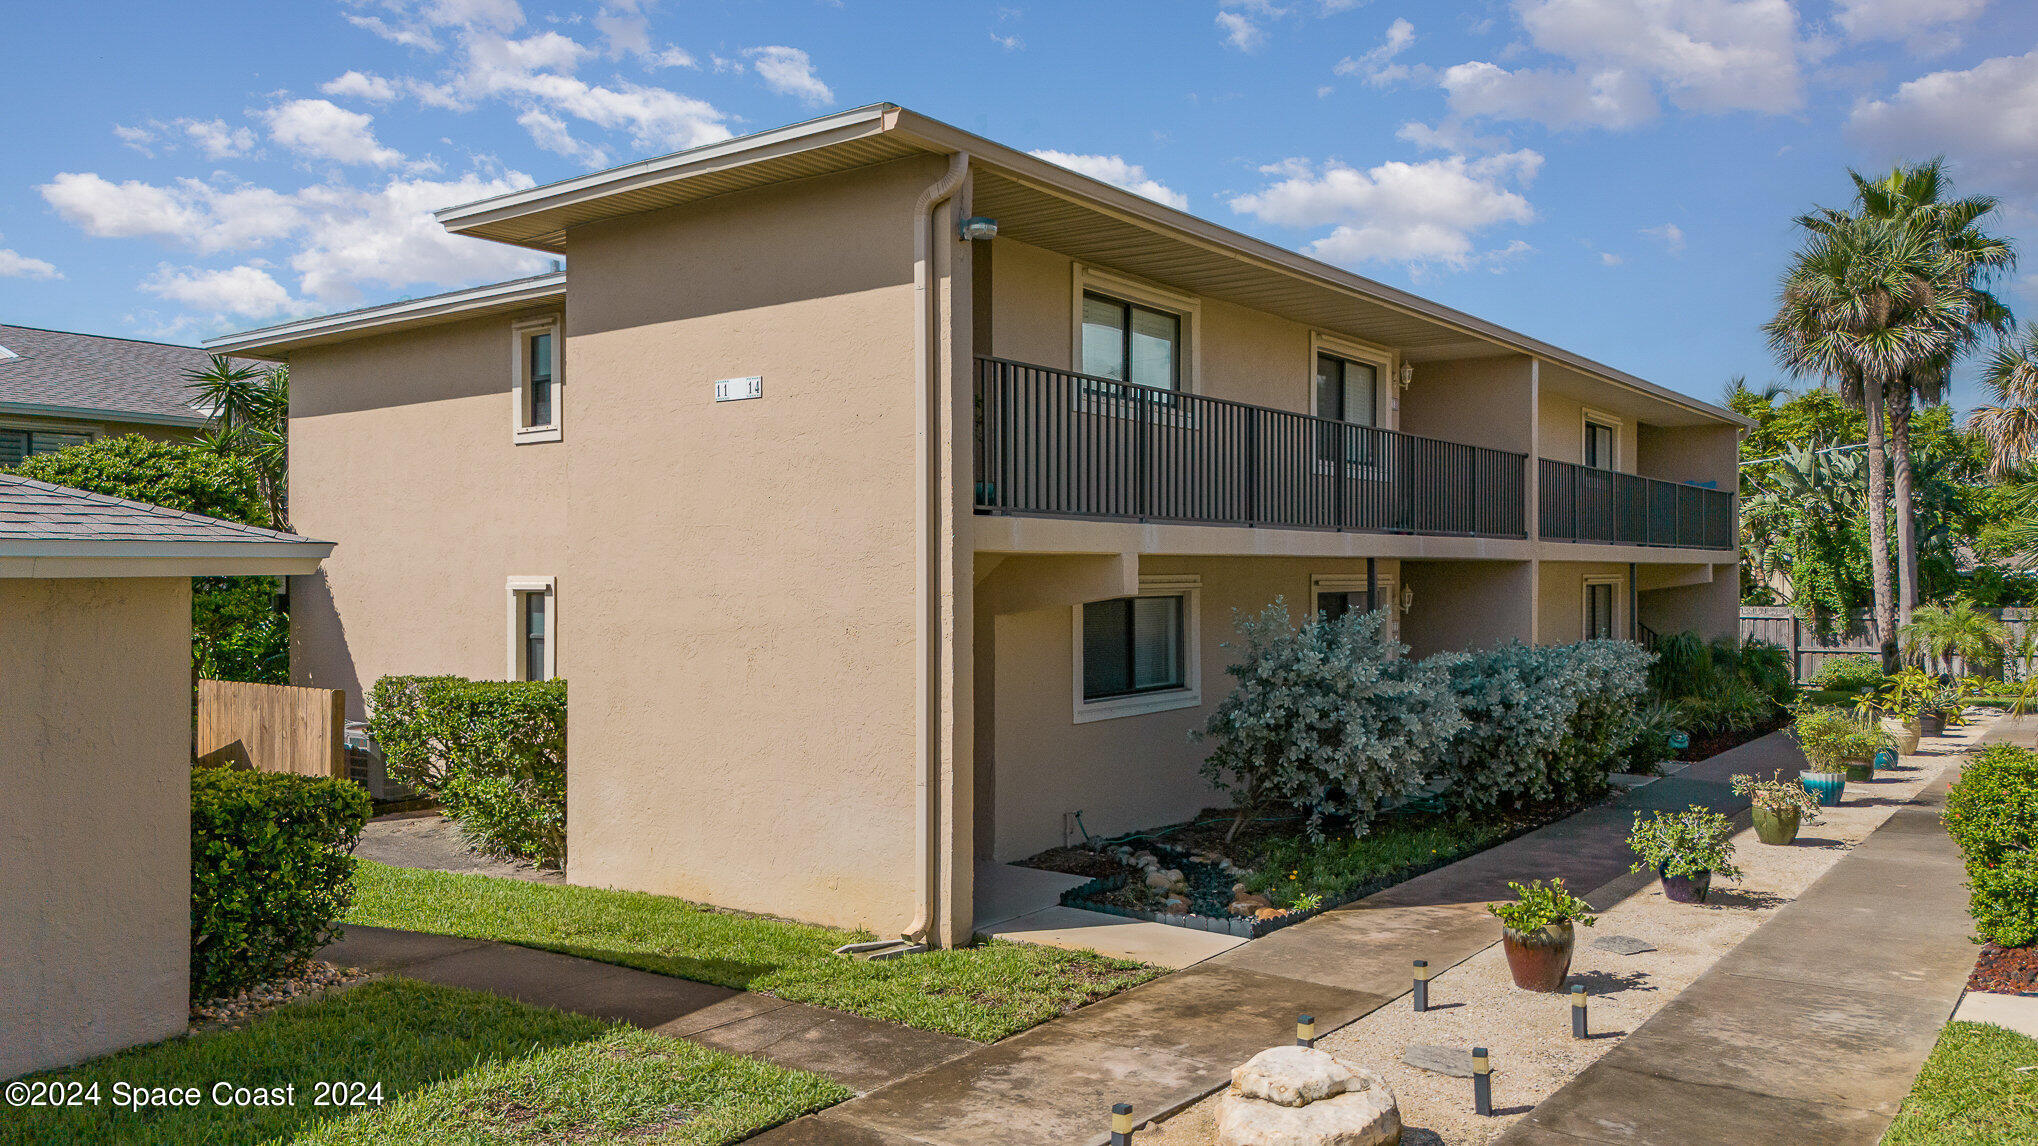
[
  {"xmin": 1968, "ymin": 943, "xmax": 2038, "ymax": 995},
  {"xmin": 190, "ymin": 960, "xmax": 371, "ymax": 1028},
  {"xmin": 1675, "ymin": 714, "xmax": 1790, "ymax": 763}
]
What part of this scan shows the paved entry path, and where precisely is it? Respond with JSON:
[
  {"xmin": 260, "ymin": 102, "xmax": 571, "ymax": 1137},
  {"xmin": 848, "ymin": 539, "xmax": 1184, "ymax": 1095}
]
[
  {"xmin": 320, "ymin": 927, "xmax": 975, "ymax": 1094},
  {"xmin": 751, "ymin": 731, "xmax": 1814, "ymax": 1146},
  {"xmin": 1495, "ymin": 731, "xmax": 1989, "ymax": 1146}
]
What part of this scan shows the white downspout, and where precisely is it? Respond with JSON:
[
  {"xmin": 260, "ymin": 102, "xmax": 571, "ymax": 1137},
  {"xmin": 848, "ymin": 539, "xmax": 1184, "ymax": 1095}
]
[{"xmin": 906, "ymin": 151, "xmax": 969, "ymax": 947}]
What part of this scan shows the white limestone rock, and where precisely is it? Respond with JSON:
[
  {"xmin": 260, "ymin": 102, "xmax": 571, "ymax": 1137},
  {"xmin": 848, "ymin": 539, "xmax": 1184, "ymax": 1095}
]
[{"xmin": 1218, "ymin": 1046, "xmax": 1401, "ymax": 1146}]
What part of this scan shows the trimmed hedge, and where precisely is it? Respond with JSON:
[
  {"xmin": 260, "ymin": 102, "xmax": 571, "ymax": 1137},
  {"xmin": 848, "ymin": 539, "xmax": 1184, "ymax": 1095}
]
[
  {"xmin": 192, "ymin": 768, "xmax": 371, "ymax": 999},
  {"xmin": 1945, "ymin": 743, "xmax": 2038, "ymax": 947},
  {"xmin": 367, "ymin": 675, "xmax": 567, "ymax": 866}
]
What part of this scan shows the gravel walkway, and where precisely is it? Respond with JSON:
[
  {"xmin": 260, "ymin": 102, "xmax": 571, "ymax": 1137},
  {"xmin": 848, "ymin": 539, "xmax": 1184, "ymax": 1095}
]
[{"xmin": 1141, "ymin": 720, "xmax": 1987, "ymax": 1145}]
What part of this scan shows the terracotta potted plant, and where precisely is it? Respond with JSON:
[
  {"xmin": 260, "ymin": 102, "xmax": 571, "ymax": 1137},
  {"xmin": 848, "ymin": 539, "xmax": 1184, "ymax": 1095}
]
[
  {"xmin": 1628, "ymin": 806, "xmax": 1743, "ymax": 904},
  {"xmin": 1731, "ymin": 770, "xmax": 1822, "ymax": 845},
  {"xmin": 1487, "ymin": 878, "xmax": 1596, "ymax": 992}
]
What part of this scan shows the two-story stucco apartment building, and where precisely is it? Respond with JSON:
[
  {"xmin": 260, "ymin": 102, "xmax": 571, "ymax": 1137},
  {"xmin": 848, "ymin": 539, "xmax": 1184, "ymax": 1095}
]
[{"xmin": 212, "ymin": 105, "xmax": 1746, "ymax": 949}]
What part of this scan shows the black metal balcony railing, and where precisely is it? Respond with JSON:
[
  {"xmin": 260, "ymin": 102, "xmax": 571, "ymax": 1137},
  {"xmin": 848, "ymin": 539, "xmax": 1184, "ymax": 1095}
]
[
  {"xmin": 973, "ymin": 357, "xmax": 1528, "ymax": 537},
  {"xmin": 1538, "ymin": 457, "xmax": 1735, "ymax": 550}
]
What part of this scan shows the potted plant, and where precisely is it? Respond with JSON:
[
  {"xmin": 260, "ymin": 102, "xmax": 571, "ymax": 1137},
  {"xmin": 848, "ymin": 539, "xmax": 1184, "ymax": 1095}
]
[
  {"xmin": 1487, "ymin": 878, "xmax": 1596, "ymax": 992},
  {"xmin": 1731, "ymin": 770, "xmax": 1822, "ymax": 845},
  {"xmin": 1628, "ymin": 806, "xmax": 1743, "ymax": 903},
  {"xmin": 1856, "ymin": 677, "xmax": 1919, "ymax": 755},
  {"xmin": 1791, "ymin": 706, "xmax": 1883, "ymax": 804}
]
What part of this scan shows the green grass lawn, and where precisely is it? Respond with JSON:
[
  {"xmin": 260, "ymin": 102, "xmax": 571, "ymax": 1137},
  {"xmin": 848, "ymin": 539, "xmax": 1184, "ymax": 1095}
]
[
  {"xmin": 1, "ymin": 979, "xmax": 847, "ymax": 1146},
  {"xmin": 346, "ymin": 861, "xmax": 1159, "ymax": 1042},
  {"xmin": 1885, "ymin": 1021, "xmax": 2038, "ymax": 1144}
]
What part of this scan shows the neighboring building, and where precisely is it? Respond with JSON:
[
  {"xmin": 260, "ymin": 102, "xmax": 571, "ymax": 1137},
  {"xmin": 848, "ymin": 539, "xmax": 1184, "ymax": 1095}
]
[
  {"xmin": 0, "ymin": 475, "xmax": 329, "ymax": 1078},
  {"xmin": 210, "ymin": 105, "xmax": 1747, "ymax": 949},
  {"xmin": 0, "ymin": 324, "xmax": 228, "ymax": 467}
]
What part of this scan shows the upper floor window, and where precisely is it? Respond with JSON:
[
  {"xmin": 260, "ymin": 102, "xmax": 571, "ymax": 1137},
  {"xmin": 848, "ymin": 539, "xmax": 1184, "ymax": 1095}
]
[
  {"xmin": 0, "ymin": 428, "xmax": 91, "ymax": 469},
  {"xmin": 1315, "ymin": 353, "xmax": 1379, "ymax": 464},
  {"xmin": 1081, "ymin": 291, "xmax": 1181, "ymax": 392},
  {"xmin": 1584, "ymin": 418, "xmax": 1616, "ymax": 470},
  {"xmin": 513, "ymin": 317, "xmax": 562, "ymax": 444}
]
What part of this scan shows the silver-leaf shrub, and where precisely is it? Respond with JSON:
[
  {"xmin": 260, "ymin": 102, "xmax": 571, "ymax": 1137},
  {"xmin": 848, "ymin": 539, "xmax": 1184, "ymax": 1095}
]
[
  {"xmin": 1436, "ymin": 639, "xmax": 1653, "ymax": 812},
  {"xmin": 1195, "ymin": 602, "xmax": 1466, "ymax": 839}
]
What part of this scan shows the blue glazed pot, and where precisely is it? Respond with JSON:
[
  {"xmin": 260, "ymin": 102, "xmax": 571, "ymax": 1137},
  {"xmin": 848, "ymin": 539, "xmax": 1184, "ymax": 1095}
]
[
  {"xmin": 1801, "ymin": 771, "xmax": 1846, "ymax": 807},
  {"xmin": 1873, "ymin": 747, "xmax": 1899, "ymax": 772}
]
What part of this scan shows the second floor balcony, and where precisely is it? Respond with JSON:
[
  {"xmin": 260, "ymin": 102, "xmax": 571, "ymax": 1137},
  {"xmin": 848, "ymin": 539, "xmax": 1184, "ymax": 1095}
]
[{"xmin": 972, "ymin": 357, "xmax": 1736, "ymax": 551}]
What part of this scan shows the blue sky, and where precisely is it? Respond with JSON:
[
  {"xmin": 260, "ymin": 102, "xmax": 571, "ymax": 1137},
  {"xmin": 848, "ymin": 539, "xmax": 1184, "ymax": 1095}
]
[{"xmin": 3, "ymin": 0, "xmax": 2034, "ymax": 411}]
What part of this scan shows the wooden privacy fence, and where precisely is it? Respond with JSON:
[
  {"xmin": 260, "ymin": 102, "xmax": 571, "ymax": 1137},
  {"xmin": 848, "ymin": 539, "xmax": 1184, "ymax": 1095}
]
[
  {"xmin": 196, "ymin": 678, "xmax": 346, "ymax": 777},
  {"xmin": 1740, "ymin": 605, "xmax": 2035, "ymax": 682}
]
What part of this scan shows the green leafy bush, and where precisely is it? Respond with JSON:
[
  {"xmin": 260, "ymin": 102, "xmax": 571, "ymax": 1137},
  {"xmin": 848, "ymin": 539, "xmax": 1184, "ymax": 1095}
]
[
  {"xmin": 368, "ymin": 675, "xmax": 568, "ymax": 865},
  {"xmin": 1944, "ymin": 744, "xmax": 2038, "ymax": 947},
  {"xmin": 1790, "ymin": 705, "xmax": 1890, "ymax": 770},
  {"xmin": 1621, "ymin": 698, "xmax": 1687, "ymax": 772},
  {"xmin": 191, "ymin": 768, "xmax": 371, "ymax": 999},
  {"xmin": 1434, "ymin": 640, "xmax": 1652, "ymax": 813},
  {"xmin": 1627, "ymin": 805, "xmax": 1743, "ymax": 880},
  {"xmin": 1815, "ymin": 654, "xmax": 1887, "ymax": 694},
  {"xmin": 1649, "ymin": 631, "xmax": 1791, "ymax": 734},
  {"xmin": 1731, "ymin": 770, "xmax": 1824, "ymax": 819},
  {"xmin": 1196, "ymin": 603, "xmax": 1465, "ymax": 840},
  {"xmin": 1488, "ymin": 878, "xmax": 1597, "ymax": 931}
]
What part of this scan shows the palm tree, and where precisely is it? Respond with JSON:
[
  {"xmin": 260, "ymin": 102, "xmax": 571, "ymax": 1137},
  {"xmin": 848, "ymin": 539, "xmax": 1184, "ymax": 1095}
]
[
  {"xmin": 1842, "ymin": 162, "xmax": 2015, "ymax": 625},
  {"xmin": 1766, "ymin": 211, "xmax": 1968, "ymax": 669},
  {"xmin": 184, "ymin": 355, "xmax": 290, "ymax": 530},
  {"xmin": 1971, "ymin": 325, "xmax": 2038, "ymax": 479},
  {"xmin": 1899, "ymin": 598, "xmax": 2008, "ymax": 675}
]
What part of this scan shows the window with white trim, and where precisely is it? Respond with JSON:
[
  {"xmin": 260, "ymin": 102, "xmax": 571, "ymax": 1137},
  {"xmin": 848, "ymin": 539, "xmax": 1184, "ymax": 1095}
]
[
  {"xmin": 1081, "ymin": 292, "xmax": 1181, "ymax": 391},
  {"xmin": 1073, "ymin": 575, "xmax": 1201, "ymax": 722},
  {"xmin": 0, "ymin": 428, "xmax": 91, "ymax": 468},
  {"xmin": 1312, "ymin": 573, "xmax": 1399, "ymax": 645},
  {"xmin": 1583, "ymin": 416, "xmax": 1617, "ymax": 470},
  {"xmin": 1583, "ymin": 577, "xmax": 1619, "ymax": 641},
  {"xmin": 1314, "ymin": 352, "xmax": 1380, "ymax": 465},
  {"xmin": 512, "ymin": 317, "xmax": 562, "ymax": 443},
  {"xmin": 507, "ymin": 577, "xmax": 556, "ymax": 681}
]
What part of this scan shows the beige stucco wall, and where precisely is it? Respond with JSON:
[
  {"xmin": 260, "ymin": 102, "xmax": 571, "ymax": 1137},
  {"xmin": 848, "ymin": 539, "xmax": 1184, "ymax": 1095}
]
[
  {"xmin": 1639, "ymin": 564, "xmax": 1740, "ymax": 640},
  {"xmin": 558, "ymin": 156, "xmax": 940, "ymax": 933},
  {"xmin": 0, "ymin": 577, "xmax": 191, "ymax": 1079},
  {"xmin": 1398, "ymin": 560, "xmax": 1534, "ymax": 657},
  {"xmin": 288, "ymin": 309, "xmax": 570, "ymax": 712},
  {"xmin": 983, "ymin": 554, "xmax": 1396, "ymax": 862},
  {"xmin": 1538, "ymin": 389, "xmax": 1639, "ymax": 473},
  {"xmin": 1537, "ymin": 561, "xmax": 1632, "ymax": 644},
  {"xmin": 1399, "ymin": 355, "xmax": 1533, "ymax": 454},
  {"xmin": 1638, "ymin": 422, "xmax": 1739, "ymax": 489}
]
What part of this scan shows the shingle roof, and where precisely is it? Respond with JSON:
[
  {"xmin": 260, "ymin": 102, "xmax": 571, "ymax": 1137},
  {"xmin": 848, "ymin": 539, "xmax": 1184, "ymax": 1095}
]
[
  {"xmin": 0, "ymin": 324, "xmax": 248, "ymax": 425},
  {"xmin": 0, "ymin": 473, "xmax": 325, "ymax": 546}
]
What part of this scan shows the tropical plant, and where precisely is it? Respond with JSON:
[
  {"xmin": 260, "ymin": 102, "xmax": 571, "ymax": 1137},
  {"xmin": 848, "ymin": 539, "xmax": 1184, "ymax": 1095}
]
[
  {"xmin": 184, "ymin": 354, "xmax": 290, "ymax": 531},
  {"xmin": 1900, "ymin": 598, "xmax": 2009, "ymax": 675},
  {"xmin": 1487, "ymin": 878, "xmax": 1597, "ymax": 932},
  {"xmin": 1814, "ymin": 654, "xmax": 1886, "ymax": 694},
  {"xmin": 1791, "ymin": 705, "xmax": 1891, "ymax": 769},
  {"xmin": 1627, "ymin": 806, "xmax": 1744, "ymax": 881},
  {"xmin": 1731, "ymin": 770, "xmax": 1824, "ymax": 821},
  {"xmin": 1194, "ymin": 603, "xmax": 1466, "ymax": 841},
  {"xmin": 1971, "ymin": 324, "xmax": 2038, "ymax": 480},
  {"xmin": 1844, "ymin": 162, "xmax": 2016, "ymax": 626},
  {"xmin": 1767, "ymin": 208, "xmax": 1972, "ymax": 668}
]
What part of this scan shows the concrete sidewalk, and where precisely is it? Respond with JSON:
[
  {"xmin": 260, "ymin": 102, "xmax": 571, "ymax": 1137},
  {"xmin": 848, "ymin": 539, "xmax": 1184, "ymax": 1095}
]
[
  {"xmin": 752, "ymin": 730, "xmax": 1811, "ymax": 1146},
  {"xmin": 1496, "ymin": 732, "xmax": 1983, "ymax": 1145},
  {"xmin": 320, "ymin": 926, "xmax": 974, "ymax": 1094}
]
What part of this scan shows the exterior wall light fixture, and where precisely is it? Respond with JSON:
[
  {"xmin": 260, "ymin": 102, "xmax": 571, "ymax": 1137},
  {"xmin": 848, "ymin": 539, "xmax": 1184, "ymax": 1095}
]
[
  {"xmin": 1399, "ymin": 363, "xmax": 1414, "ymax": 390},
  {"xmin": 958, "ymin": 216, "xmax": 999, "ymax": 241},
  {"xmin": 1400, "ymin": 585, "xmax": 1415, "ymax": 614}
]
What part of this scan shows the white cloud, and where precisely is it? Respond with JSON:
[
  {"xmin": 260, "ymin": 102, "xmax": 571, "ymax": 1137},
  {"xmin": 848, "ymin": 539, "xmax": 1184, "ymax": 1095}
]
[
  {"xmin": 0, "ymin": 235, "xmax": 59, "ymax": 280},
  {"xmin": 1833, "ymin": 0, "xmax": 1988, "ymax": 52},
  {"xmin": 261, "ymin": 99, "xmax": 406, "ymax": 166},
  {"xmin": 743, "ymin": 46, "xmax": 833, "ymax": 106},
  {"xmin": 1641, "ymin": 222, "xmax": 1686, "ymax": 252},
  {"xmin": 990, "ymin": 30, "xmax": 1024, "ymax": 51},
  {"xmin": 322, "ymin": 70, "xmax": 400, "ymax": 102},
  {"xmin": 182, "ymin": 118, "xmax": 257, "ymax": 159},
  {"xmin": 344, "ymin": 13, "xmax": 442, "ymax": 51},
  {"xmin": 518, "ymin": 107, "xmax": 610, "ymax": 167},
  {"xmin": 1029, "ymin": 150, "xmax": 1191, "ymax": 210},
  {"xmin": 287, "ymin": 173, "xmax": 552, "ymax": 302},
  {"xmin": 141, "ymin": 264, "xmax": 296, "ymax": 318},
  {"xmin": 1333, "ymin": 17, "xmax": 1416, "ymax": 87},
  {"xmin": 40, "ymin": 173, "xmax": 299, "ymax": 252},
  {"xmin": 1395, "ymin": 118, "xmax": 1508, "ymax": 153},
  {"xmin": 113, "ymin": 123, "xmax": 158, "ymax": 156},
  {"xmin": 1228, "ymin": 150, "xmax": 1541, "ymax": 268},
  {"xmin": 1441, "ymin": 61, "xmax": 1658, "ymax": 129},
  {"xmin": 1216, "ymin": 9, "xmax": 1268, "ymax": 51},
  {"xmin": 1847, "ymin": 48, "xmax": 2038, "ymax": 197},
  {"xmin": 1600, "ymin": 251, "xmax": 1623, "ymax": 266}
]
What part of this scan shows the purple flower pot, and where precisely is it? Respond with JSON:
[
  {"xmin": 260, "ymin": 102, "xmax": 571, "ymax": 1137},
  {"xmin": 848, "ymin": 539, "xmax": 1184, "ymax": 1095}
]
[{"xmin": 1659, "ymin": 867, "xmax": 1712, "ymax": 904}]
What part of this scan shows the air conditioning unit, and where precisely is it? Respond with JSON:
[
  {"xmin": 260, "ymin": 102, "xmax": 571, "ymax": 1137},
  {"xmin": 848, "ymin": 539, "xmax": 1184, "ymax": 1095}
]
[{"xmin": 344, "ymin": 721, "xmax": 417, "ymax": 801}]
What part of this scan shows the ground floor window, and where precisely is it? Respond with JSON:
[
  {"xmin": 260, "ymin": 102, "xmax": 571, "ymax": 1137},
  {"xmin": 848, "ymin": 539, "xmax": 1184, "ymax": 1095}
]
[
  {"xmin": 507, "ymin": 577, "xmax": 556, "ymax": 681},
  {"xmin": 1312, "ymin": 573, "xmax": 1398, "ymax": 644},
  {"xmin": 0, "ymin": 428, "xmax": 91, "ymax": 468},
  {"xmin": 1584, "ymin": 578, "xmax": 1618, "ymax": 640},
  {"xmin": 1072, "ymin": 575, "xmax": 1201, "ymax": 723}
]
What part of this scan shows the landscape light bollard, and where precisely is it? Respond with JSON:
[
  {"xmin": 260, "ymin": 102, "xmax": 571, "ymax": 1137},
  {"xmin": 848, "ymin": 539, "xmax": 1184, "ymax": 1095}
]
[
  {"xmin": 1111, "ymin": 1102, "xmax": 1135, "ymax": 1145},
  {"xmin": 1413, "ymin": 960, "xmax": 1430, "ymax": 1012},
  {"xmin": 1571, "ymin": 984, "xmax": 1588, "ymax": 1039},
  {"xmin": 1472, "ymin": 1048, "xmax": 1492, "ymax": 1116},
  {"xmin": 1296, "ymin": 1015, "xmax": 1316, "ymax": 1048}
]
